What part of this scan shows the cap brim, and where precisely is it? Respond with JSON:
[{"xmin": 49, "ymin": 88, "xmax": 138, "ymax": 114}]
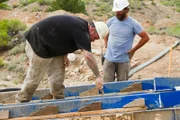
[{"xmin": 93, "ymin": 21, "xmax": 103, "ymax": 40}]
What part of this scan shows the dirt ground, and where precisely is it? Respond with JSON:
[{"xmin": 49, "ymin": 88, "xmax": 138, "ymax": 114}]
[{"xmin": 0, "ymin": 1, "xmax": 179, "ymax": 89}]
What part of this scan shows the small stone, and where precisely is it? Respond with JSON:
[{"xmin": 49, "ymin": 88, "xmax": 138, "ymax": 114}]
[
  {"xmin": 74, "ymin": 68, "xmax": 79, "ymax": 73},
  {"xmin": 67, "ymin": 53, "xmax": 77, "ymax": 62},
  {"xmin": 92, "ymin": 49, "xmax": 101, "ymax": 55},
  {"xmin": 6, "ymin": 75, "xmax": 12, "ymax": 81}
]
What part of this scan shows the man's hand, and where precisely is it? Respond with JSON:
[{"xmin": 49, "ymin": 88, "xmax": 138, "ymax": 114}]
[
  {"xmin": 64, "ymin": 55, "xmax": 70, "ymax": 67},
  {"xmin": 127, "ymin": 50, "xmax": 135, "ymax": 59},
  {"xmin": 95, "ymin": 76, "xmax": 103, "ymax": 90}
]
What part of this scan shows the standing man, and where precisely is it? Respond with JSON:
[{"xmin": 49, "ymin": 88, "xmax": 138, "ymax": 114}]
[
  {"xmin": 103, "ymin": 0, "xmax": 149, "ymax": 82},
  {"xmin": 16, "ymin": 15, "xmax": 109, "ymax": 103}
]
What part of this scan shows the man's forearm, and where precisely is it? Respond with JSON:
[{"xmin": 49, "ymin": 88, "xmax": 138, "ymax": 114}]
[
  {"xmin": 131, "ymin": 31, "xmax": 149, "ymax": 53},
  {"xmin": 131, "ymin": 38, "xmax": 149, "ymax": 52},
  {"xmin": 104, "ymin": 32, "xmax": 109, "ymax": 48},
  {"xmin": 83, "ymin": 51, "xmax": 100, "ymax": 77}
]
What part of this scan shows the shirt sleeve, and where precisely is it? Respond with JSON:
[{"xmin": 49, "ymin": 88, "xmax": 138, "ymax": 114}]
[
  {"xmin": 72, "ymin": 30, "xmax": 91, "ymax": 52},
  {"xmin": 107, "ymin": 17, "xmax": 114, "ymax": 28},
  {"xmin": 133, "ymin": 19, "xmax": 144, "ymax": 34}
]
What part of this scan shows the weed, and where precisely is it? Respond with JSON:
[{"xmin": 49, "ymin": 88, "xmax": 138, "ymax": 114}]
[
  {"xmin": 13, "ymin": 80, "xmax": 19, "ymax": 85},
  {"xmin": 0, "ymin": 58, "xmax": 4, "ymax": 68},
  {"xmin": 31, "ymin": 6, "xmax": 41, "ymax": 12},
  {"xmin": 9, "ymin": 43, "xmax": 25, "ymax": 55},
  {"xmin": 20, "ymin": 0, "xmax": 36, "ymax": 6},
  {"xmin": 165, "ymin": 24, "xmax": 180, "ymax": 37},
  {"xmin": 147, "ymin": 26, "xmax": 160, "ymax": 34},
  {"xmin": 161, "ymin": 0, "xmax": 180, "ymax": 12}
]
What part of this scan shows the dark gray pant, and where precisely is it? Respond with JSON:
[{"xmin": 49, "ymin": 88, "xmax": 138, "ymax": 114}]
[{"xmin": 103, "ymin": 59, "xmax": 130, "ymax": 82}]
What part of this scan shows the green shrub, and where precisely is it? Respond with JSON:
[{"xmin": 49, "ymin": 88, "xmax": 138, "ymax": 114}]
[
  {"xmin": 0, "ymin": 3, "xmax": 11, "ymax": 10},
  {"xmin": 7, "ymin": 20, "xmax": 26, "ymax": 34},
  {"xmin": 9, "ymin": 43, "xmax": 25, "ymax": 55},
  {"xmin": 31, "ymin": 6, "xmax": 41, "ymax": 12},
  {"xmin": 12, "ymin": 4, "xmax": 19, "ymax": 8},
  {"xmin": 0, "ymin": 58, "xmax": 4, "ymax": 68},
  {"xmin": 165, "ymin": 24, "xmax": 180, "ymax": 37},
  {"xmin": 161, "ymin": 0, "xmax": 180, "ymax": 12},
  {"xmin": 48, "ymin": 0, "xmax": 87, "ymax": 14},
  {"xmin": 129, "ymin": 0, "xmax": 143, "ymax": 9},
  {"xmin": 0, "ymin": 0, "xmax": 8, "ymax": 4},
  {"xmin": 0, "ymin": 31, "xmax": 11, "ymax": 47},
  {"xmin": 0, "ymin": 19, "xmax": 26, "ymax": 48},
  {"xmin": 38, "ymin": 0, "xmax": 52, "ymax": 5},
  {"xmin": 20, "ymin": 0, "xmax": 36, "ymax": 6}
]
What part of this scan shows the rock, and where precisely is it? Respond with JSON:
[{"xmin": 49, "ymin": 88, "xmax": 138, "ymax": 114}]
[
  {"xmin": 74, "ymin": 50, "xmax": 81, "ymax": 54},
  {"xmin": 6, "ymin": 75, "xmax": 12, "ymax": 81},
  {"xmin": 74, "ymin": 68, "xmax": 79, "ymax": 73},
  {"xmin": 67, "ymin": 53, "xmax": 77, "ymax": 62},
  {"xmin": 92, "ymin": 49, "xmax": 101, "ymax": 55},
  {"xmin": 80, "ymin": 58, "xmax": 85, "ymax": 65}
]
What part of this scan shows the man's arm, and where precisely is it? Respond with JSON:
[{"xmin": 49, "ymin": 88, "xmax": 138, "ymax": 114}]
[
  {"xmin": 82, "ymin": 49, "xmax": 103, "ymax": 89},
  {"xmin": 82, "ymin": 50, "xmax": 100, "ymax": 77},
  {"xmin": 104, "ymin": 32, "xmax": 109, "ymax": 48},
  {"xmin": 127, "ymin": 30, "xmax": 149, "ymax": 59}
]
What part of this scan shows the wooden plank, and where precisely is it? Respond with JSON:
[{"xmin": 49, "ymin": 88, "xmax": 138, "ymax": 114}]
[
  {"xmin": 79, "ymin": 88, "xmax": 99, "ymax": 97},
  {"xmin": 134, "ymin": 110, "xmax": 174, "ymax": 120},
  {"xmin": 120, "ymin": 83, "xmax": 142, "ymax": 92},
  {"xmin": 9, "ymin": 107, "xmax": 147, "ymax": 120},
  {"xmin": 30, "ymin": 106, "xmax": 58, "ymax": 116},
  {"xmin": 78, "ymin": 102, "xmax": 101, "ymax": 112},
  {"xmin": 0, "ymin": 110, "xmax": 9, "ymax": 120},
  {"xmin": 123, "ymin": 98, "xmax": 145, "ymax": 108}
]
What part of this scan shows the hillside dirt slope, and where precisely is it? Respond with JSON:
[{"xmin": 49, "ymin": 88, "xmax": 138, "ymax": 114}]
[{"xmin": 0, "ymin": 0, "xmax": 179, "ymax": 89}]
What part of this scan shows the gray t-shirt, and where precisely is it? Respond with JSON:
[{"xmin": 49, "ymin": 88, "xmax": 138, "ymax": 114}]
[{"xmin": 105, "ymin": 16, "xmax": 143, "ymax": 63}]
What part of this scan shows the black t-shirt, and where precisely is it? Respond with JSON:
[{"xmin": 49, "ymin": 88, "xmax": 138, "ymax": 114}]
[{"xmin": 24, "ymin": 15, "xmax": 91, "ymax": 58}]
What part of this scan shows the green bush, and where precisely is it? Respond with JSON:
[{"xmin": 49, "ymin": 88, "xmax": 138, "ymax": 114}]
[
  {"xmin": 0, "ymin": 3, "xmax": 11, "ymax": 10},
  {"xmin": 48, "ymin": 0, "xmax": 87, "ymax": 14},
  {"xmin": 0, "ymin": 19, "xmax": 26, "ymax": 48},
  {"xmin": 38, "ymin": 0, "xmax": 52, "ymax": 5},
  {"xmin": 20, "ymin": 0, "xmax": 36, "ymax": 6},
  {"xmin": 31, "ymin": 6, "xmax": 41, "ymax": 12},
  {"xmin": 129, "ymin": 0, "xmax": 143, "ymax": 9},
  {"xmin": 0, "ymin": 0, "xmax": 8, "ymax": 4},
  {"xmin": 161, "ymin": 0, "xmax": 180, "ymax": 12}
]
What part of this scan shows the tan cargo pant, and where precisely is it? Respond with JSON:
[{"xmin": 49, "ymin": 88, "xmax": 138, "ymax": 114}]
[
  {"xmin": 16, "ymin": 41, "xmax": 65, "ymax": 102},
  {"xmin": 103, "ymin": 59, "xmax": 130, "ymax": 82}
]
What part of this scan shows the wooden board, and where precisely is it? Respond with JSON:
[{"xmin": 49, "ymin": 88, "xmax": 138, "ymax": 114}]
[
  {"xmin": 30, "ymin": 106, "xmax": 58, "ymax": 116},
  {"xmin": 78, "ymin": 102, "xmax": 101, "ymax": 112},
  {"xmin": 0, "ymin": 110, "xmax": 9, "ymax": 120},
  {"xmin": 123, "ymin": 98, "xmax": 145, "ymax": 108},
  {"xmin": 9, "ymin": 107, "xmax": 147, "ymax": 120},
  {"xmin": 79, "ymin": 88, "xmax": 99, "ymax": 97},
  {"xmin": 120, "ymin": 82, "xmax": 142, "ymax": 92}
]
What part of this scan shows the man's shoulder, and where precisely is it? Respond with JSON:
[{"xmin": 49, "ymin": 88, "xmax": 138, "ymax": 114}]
[
  {"xmin": 128, "ymin": 16, "xmax": 140, "ymax": 24},
  {"xmin": 107, "ymin": 16, "xmax": 116, "ymax": 25}
]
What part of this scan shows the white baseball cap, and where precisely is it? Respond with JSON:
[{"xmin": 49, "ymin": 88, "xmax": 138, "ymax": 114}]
[
  {"xmin": 112, "ymin": 0, "xmax": 129, "ymax": 12},
  {"xmin": 93, "ymin": 21, "xmax": 109, "ymax": 40}
]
